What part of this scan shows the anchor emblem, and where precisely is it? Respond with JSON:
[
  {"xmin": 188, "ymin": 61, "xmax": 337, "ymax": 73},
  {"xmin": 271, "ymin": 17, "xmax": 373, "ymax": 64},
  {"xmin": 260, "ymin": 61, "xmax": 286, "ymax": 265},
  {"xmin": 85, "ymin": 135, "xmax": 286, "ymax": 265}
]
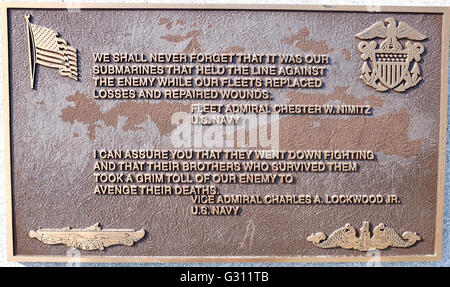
[{"xmin": 356, "ymin": 18, "xmax": 427, "ymax": 92}]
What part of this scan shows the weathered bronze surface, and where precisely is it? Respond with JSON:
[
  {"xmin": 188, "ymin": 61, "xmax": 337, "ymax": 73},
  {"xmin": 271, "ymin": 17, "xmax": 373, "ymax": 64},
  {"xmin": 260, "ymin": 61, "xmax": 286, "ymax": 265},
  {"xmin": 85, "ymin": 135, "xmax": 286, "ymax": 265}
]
[{"xmin": 2, "ymin": 3, "xmax": 448, "ymax": 263}]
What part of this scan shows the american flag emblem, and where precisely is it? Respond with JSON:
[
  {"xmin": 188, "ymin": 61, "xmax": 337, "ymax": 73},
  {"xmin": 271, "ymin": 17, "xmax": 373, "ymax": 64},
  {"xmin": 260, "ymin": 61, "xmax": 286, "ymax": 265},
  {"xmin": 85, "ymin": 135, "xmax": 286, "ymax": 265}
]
[{"xmin": 25, "ymin": 15, "xmax": 78, "ymax": 89}]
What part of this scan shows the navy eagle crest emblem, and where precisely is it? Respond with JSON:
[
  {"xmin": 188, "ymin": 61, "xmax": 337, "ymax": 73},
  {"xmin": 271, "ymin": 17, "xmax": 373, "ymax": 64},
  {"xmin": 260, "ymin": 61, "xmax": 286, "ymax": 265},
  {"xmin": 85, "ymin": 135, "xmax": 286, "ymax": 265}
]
[{"xmin": 356, "ymin": 18, "xmax": 427, "ymax": 92}]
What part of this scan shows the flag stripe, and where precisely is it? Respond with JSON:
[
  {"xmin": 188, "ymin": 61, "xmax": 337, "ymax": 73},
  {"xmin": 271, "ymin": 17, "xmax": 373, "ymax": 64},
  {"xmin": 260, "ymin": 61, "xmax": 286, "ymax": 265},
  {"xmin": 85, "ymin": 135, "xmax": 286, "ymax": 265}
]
[
  {"xmin": 37, "ymin": 47, "xmax": 77, "ymax": 63},
  {"xmin": 37, "ymin": 52, "xmax": 65, "ymax": 64},
  {"xmin": 36, "ymin": 56, "xmax": 63, "ymax": 67},
  {"xmin": 36, "ymin": 59, "xmax": 65, "ymax": 70},
  {"xmin": 61, "ymin": 49, "xmax": 77, "ymax": 58},
  {"xmin": 36, "ymin": 54, "xmax": 76, "ymax": 69},
  {"xmin": 60, "ymin": 70, "xmax": 77, "ymax": 76},
  {"xmin": 60, "ymin": 70, "xmax": 78, "ymax": 80},
  {"xmin": 36, "ymin": 48, "xmax": 66, "ymax": 61}
]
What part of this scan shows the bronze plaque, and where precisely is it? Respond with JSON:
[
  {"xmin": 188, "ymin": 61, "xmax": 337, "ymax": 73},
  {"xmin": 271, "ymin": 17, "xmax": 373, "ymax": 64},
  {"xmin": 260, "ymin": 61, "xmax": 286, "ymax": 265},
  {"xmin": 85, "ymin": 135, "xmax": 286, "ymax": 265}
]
[{"xmin": 2, "ymin": 3, "xmax": 449, "ymax": 263}]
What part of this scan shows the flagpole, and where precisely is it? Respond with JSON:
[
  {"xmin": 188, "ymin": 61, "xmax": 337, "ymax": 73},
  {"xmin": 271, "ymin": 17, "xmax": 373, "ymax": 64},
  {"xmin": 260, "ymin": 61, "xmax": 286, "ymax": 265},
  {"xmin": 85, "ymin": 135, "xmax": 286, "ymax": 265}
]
[{"xmin": 25, "ymin": 14, "xmax": 36, "ymax": 89}]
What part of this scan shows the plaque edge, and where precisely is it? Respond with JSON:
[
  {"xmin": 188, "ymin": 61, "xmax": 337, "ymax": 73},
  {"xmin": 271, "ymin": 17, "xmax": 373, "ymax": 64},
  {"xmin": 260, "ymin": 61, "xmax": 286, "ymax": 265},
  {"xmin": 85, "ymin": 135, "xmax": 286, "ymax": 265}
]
[{"xmin": 2, "ymin": 2, "xmax": 449, "ymax": 264}]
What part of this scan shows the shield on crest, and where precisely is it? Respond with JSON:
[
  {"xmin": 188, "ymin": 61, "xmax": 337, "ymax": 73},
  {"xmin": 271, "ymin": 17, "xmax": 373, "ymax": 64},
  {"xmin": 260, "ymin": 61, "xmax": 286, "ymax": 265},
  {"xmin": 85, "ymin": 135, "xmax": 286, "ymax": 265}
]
[
  {"xmin": 356, "ymin": 18, "xmax": 427, "ymax": 92},
  {"xmin": 373, "ymin": 52, "xmax": 409, "ymax": 89}
]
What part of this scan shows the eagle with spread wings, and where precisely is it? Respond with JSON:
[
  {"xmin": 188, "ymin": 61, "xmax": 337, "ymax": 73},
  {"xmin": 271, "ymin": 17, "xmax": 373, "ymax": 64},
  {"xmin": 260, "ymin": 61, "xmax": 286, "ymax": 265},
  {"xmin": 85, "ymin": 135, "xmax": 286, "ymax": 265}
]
[{"xmin": 356, "ymin": 18, "xmax": 427, "ymax": 51}]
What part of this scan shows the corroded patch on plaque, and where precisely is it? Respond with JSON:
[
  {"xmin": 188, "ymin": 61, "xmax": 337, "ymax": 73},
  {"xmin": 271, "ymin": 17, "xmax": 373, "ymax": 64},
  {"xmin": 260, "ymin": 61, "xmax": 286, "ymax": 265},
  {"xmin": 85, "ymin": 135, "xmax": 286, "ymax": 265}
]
[
  {"xmin": 29, "ymin": 223, "xmax": 145, "ymax": 251},
  {"xmin": 307, "ymin": 222, "xmax": 421, "ymax": 251}
]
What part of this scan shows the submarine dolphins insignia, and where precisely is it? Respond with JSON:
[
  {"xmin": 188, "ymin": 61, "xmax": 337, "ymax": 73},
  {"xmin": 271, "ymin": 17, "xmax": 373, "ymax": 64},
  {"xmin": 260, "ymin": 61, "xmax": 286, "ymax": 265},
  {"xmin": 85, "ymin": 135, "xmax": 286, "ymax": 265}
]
[
  {"xmin": 307, "ymin": 221, "xmax": 421, "ymax": 251},
  {"xmin": 29, "ymin": 223, "xmax": 145, "ymax": 251},
  {"xmin": 356, "ymin": 18, "xmax": 427, "ymax": 92}
]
